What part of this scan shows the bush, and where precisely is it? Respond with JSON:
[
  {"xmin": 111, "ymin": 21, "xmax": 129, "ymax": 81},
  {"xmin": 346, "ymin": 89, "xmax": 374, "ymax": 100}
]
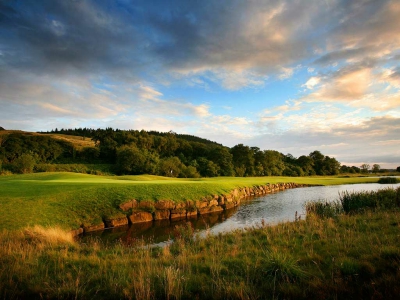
[
  {"xmin": 180, "ymin": 166, "xmax": 200, "ymax": 178},
  {"xmin": 378, "ymin": 177, "xmax": 399, "ymax": 184},
  {"xmin": 12, "ymin": 153, "xmax": 36, "ymax": 173}
]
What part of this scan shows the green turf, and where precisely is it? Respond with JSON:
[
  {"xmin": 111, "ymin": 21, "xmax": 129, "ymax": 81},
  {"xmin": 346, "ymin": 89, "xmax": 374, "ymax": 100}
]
[{"xmin": 0, "ymin": 172, "xmax": 379, "ymax": 231}]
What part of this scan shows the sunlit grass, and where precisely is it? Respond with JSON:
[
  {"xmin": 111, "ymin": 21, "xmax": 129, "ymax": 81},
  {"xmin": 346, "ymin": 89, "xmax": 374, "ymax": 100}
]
[{"xmin": 0, "ymin": 172, "xmax": 380, "ymax": 231}]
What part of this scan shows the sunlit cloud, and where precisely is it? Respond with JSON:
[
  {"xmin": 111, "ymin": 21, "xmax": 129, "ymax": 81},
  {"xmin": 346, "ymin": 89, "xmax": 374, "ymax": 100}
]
[{"xmin": 1, "ymin": 0, "xmax": 399, "ymax": 167}]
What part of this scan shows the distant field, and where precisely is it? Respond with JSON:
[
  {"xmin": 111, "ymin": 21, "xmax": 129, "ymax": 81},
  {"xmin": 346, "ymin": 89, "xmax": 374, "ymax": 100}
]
[{"xmin": 0, "ymin": 172, "xmax": 379, "ymax": 231}]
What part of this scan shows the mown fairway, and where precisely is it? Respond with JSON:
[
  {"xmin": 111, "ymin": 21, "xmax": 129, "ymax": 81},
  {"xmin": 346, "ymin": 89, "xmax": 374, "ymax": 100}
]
[{"xmin": 0, "ymin": 172, "xmax": 379, "ymax": 231}]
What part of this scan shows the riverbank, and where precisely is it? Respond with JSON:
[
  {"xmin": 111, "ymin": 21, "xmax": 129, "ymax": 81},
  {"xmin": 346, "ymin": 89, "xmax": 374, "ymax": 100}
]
[
  {"xmin": 0, "ymin": 172, "xmax": 379, "ymax": 232},
  {"xmin": 1, "ymin": 187, "xmax": 399, "ymax": 299}
]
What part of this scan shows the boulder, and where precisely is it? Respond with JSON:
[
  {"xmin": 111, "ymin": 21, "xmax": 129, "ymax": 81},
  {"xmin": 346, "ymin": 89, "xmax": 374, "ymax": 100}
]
[
  {"xmin": 104, "ymin": 217, "xmax": 129, "ymax": 228},
  {"xmin": 198, "ymin": 205, "xmax": 223, "ymax": 215},
  {"xmin": 139, "ymin": 200, "xmax": 155, "ymax": 211},
  {"xmin": 195, "ymin": 200, "xmax": 208, "ymax": 209},
  {"xmin": 154, "ymin": 210, "xmax": 170, "ymax": 220},
  {"xmin": 83, "ymin": 223, "xmax": 105, "ymax": 233},
  {"xmin": 224, "ymin": 202, "xmax": 235, "ymax": 210},
  {"xmin": 175, "ymin": 202, "xmax": 186, "ymax": 209},
  {"xmin": 70, "ymin": 228, "xmax": 84, "ymax": 237},
  {"xmin": 186, "ymin": 210, "xmax": 198, "ymax": 217},
  {"xmin": 209, "ymin": 199, "xmax": 219, "ymax": 207},
  {"xmin": 171, "ymin": 209, "xmax": 186, "ymax": 219},
  {"xmin": 128, "ymin": 211, "xmax": 153, "ymax": 224},
  {"xmin": 119, "ymin": 199, "xmax": 138, "ymax": 211},
  {"xmin": 154, "ymin": 200, "xmax": 175, "ymax": 210}
]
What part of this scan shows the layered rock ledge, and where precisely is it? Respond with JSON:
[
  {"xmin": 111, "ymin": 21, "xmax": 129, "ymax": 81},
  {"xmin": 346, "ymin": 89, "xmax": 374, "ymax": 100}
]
[{"xmin": 74, "ymin": 182, "xmax": 308, "ymax": 235}]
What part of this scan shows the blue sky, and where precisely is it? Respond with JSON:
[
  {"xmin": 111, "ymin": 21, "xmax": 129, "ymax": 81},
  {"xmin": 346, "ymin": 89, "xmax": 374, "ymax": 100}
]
[{"xmin": 1, "ymin": 0, "xmax": 399, "ymax": 168}]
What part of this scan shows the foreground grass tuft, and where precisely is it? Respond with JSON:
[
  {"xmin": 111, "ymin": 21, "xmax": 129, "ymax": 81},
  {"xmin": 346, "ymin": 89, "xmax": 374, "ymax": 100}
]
[{"xmin": 23, "ymin": 225, "xmax": 75, "ymax": 245}]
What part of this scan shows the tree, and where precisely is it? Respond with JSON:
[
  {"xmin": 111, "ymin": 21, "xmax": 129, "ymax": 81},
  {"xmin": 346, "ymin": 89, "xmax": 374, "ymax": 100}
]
[
  {"xmin": 196, "ymin": 157, "xmax": 220, "ymax": 177},
  {"xmin": 116, "ymin": 145, "xmax": 146, "ymax": 174},
  {"xmin": 263, "ymin": 150, "xmax": 285, "ymax": 176},
  {"xmin": 157, "ymin": 157, "xmax": 184, "ymax": 177},
  {"xmin": 230, "ymin": 144, "xmax": 255, "ymax": 176},
  {"xmin": 372, "ymin": 164, "xmax": 381, "ymax": 173},
  {"xmin": 322, "ymin": 156, "xmax": 340, "ymax": 175},
  {"xmin": 12, "ymin": 153, "xmax": 36, "ymax": 173},
  {"xmin": 116, "ymin": 145, "xmax": 159, "ymax": 175},
  {"xmin": 79, "ymin": 147, "xmax": 100, "ymax": 163},
  {"xmin": 208, "ymin": 146, "xmax": 234, "ymax": 176},
  {"xmin": 309, "ymin": 150, "xmax": 325, "ymax": 175},
  {"xmin": 360, "ymin": 164, "xmax": 370, "ymax": 173},
  {"xmin": 297, "ymin": 155, "xmax": 315, "ymax": 175},
  {"xmin": 397, "ymin": 166, "xmax": 400, "ymax": 172}
]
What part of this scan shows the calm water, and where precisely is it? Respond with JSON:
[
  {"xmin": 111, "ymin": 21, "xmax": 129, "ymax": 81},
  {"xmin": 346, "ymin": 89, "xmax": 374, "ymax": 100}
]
[{"xmin": 83, "ymin": 183, "xmax": 400, "ymax": 246}]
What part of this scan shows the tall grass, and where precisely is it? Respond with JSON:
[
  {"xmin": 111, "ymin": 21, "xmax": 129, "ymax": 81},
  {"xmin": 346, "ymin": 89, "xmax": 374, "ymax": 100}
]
[
  {"xmin": 340, "ymin": 187, "xmax": 399, "ymax": 212},
  {"xmin": 1, "ymin": 195, "xmax": 400, "ymax": 299},
  {"xmin": 306, "ymin": 187, "xmax": 400, "ymax": 217},
  {"xmin": 1, "ymin": 185, "xmax": 400, "ymax": 298}
]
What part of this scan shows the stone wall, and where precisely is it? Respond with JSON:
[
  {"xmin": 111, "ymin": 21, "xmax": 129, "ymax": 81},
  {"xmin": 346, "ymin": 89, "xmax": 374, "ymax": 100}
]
[{"xmin": 74, "ymin": 182, "xmax": 307, "ymax": 235}]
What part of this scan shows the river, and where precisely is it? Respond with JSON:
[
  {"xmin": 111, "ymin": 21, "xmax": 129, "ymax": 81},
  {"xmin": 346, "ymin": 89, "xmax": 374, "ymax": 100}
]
[{"xmin": 82, "ymin": 182, "xmax": 400, "ymax": 246}]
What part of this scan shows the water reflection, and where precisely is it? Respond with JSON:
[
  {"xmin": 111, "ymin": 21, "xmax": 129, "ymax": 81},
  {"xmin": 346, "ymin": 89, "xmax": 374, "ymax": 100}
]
[{"xmin": 82, "ymin": 183, "xmax": 400, "ymax": 246}]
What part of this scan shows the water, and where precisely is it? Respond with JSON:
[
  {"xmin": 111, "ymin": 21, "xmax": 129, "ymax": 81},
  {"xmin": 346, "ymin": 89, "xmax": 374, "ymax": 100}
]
[{"xmin": 82, "ymin": 183, "xmax": 400, "ymax": 246}]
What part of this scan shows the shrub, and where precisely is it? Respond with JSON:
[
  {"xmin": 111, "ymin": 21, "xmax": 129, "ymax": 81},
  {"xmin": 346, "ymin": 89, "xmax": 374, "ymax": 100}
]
[
  {"xmin": 378, "ymin": 177, "xmax": 399, "ymax": 184},
  {"xmin": 180, "ymin": 165, "xmax": 201, "ymax": 178},
  {"xmin": 12, "ymin": 153, "xmax": 36, "ymax": 173}
]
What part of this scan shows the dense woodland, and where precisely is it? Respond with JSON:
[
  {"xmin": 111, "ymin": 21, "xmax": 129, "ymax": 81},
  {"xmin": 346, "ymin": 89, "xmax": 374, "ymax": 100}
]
[{"xmin": 0, "ymin": 127, "xmax": 393, "ymax": 176}]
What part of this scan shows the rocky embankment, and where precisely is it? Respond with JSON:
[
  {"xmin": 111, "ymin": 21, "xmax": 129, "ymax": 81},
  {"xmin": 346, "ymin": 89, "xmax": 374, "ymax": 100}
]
[{"xmin": 71, "ymin": 182, "xmax": 308, "ymax": 236}]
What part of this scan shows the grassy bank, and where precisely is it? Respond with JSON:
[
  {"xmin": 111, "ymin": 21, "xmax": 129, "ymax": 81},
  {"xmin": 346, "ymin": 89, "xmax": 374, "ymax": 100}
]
[
  {"xmin": 0, "ymin": 172, "xmax": 379, "ymax": 231},
  {"xmin": 1, "ymin": 188, "xmax": 399, "ymax": 299}
]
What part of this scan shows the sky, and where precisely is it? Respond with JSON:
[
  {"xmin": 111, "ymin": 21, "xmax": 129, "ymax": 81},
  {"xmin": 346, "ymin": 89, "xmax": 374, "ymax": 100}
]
[{"xmin": 0, "ymin": 0, "xmax": 399, "ymax": 168}]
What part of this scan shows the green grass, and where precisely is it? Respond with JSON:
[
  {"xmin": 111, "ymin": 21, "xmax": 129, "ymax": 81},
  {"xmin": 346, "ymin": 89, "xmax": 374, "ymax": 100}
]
[
  {"xmin": 0, "ymin": 172, "xmax": 379, "ymax": 231},
  {"xmin": 1, "ymin": 201, "xmax": 399, "ymax": 299}
]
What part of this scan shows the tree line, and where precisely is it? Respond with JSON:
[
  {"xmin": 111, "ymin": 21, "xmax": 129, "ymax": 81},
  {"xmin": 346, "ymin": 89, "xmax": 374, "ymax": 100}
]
[{"xmin": 0, "ymin": 127, "xmax": 391, "ymax": 176}]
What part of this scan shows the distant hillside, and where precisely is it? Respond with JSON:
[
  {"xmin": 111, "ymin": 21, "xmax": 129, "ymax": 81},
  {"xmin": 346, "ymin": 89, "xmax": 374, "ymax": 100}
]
[
  {"xmin": 148, "ymin": 131, "xmax": 222, "ymax": 146},
  {"xmin": 1, "ymin": 127, "xmax": 348, "ymax": 177},
  {"xmin": 40, "ymin": 128, "xmax": 222, "ymax": 147},
  {"xmin": 0, "ymin": 130, "xmax": 95, "ymax": 150}
]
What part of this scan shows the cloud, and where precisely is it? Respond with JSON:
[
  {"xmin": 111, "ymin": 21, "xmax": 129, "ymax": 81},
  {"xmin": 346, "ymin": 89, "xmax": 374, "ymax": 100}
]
[
  {"xmin": 245, "ymin": 116, "xmax": 400, "ymax": 168},
  {"xmin": 301, "ymin": 64, "xmax": 400, "ymax": 112},
  {"xmin": 312, "ymin": 68, "xmax": 373, "ymax": 101},
  {"xmin": 1, "ymin": 0, "xmax": 399, "ymax": 88},
  {"xmin": 278, "ymin": 67, "xmax": 294, "ymax": 80},
  {"xmin": 1, "ymin": 0, "xmax": 399, "ymax": 169},
  {"xmin": 303, "ymin": 76, "xmax": 321, "ymax": 89}
]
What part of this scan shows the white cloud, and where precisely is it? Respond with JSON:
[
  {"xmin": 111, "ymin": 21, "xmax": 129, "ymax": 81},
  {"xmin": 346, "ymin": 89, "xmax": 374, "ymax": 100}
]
[
  {"xmin": 303, "ymin": 76, "xmax": 321, "ymax": 89},
  {"xmin": 278, "ymin": 67, "xmax": 294, "ymax": 80}
]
